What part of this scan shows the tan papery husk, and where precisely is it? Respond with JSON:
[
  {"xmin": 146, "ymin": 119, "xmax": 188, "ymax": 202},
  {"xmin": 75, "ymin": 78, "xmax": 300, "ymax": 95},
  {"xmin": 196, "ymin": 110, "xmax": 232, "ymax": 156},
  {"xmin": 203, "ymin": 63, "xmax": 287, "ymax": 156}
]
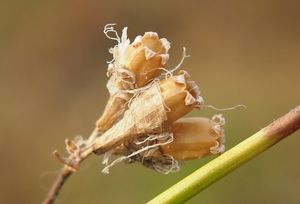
[{"xmin": 93, "ymin": 83, "xmax": 168, "ymax": 154}]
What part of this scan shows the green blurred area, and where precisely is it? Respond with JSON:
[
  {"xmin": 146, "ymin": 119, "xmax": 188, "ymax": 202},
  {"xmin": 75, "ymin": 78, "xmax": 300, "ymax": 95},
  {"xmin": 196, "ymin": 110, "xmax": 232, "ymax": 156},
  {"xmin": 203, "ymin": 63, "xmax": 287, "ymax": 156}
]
[{"xmin": 0, "ymin": 0, "xmax": 299, "ymax": 203}]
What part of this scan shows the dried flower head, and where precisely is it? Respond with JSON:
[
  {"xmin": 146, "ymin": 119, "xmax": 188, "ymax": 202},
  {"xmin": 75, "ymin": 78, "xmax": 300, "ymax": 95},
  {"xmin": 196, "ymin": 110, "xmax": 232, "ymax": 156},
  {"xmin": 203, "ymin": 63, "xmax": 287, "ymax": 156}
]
[{"xmin": 53, "ymin": 25, "xmax": 225, "ymax": 176}]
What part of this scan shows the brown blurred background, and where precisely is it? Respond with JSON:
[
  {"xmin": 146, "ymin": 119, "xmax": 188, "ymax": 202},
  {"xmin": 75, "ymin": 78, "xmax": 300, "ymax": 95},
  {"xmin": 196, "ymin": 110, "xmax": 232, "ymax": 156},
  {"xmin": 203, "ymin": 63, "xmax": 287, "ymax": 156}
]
[{"xmin": 1, "ymin": 0, "xmax": 299, "ymax": 203}]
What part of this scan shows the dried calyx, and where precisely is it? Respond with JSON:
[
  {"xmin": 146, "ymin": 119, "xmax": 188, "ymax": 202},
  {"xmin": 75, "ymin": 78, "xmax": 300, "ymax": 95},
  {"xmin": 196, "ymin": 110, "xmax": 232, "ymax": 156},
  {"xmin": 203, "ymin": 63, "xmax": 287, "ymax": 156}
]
[{"xmin": 97, "ymin": 25, "xmax": 170, "ymax": 133}]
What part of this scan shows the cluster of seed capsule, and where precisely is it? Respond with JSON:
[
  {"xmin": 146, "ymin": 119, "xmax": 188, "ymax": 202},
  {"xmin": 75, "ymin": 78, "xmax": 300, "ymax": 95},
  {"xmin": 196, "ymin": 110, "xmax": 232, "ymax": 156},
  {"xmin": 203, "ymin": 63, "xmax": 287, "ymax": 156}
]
[{"xmin": 88, "ymin": 24, "xmax": 226, "ymax": 174}]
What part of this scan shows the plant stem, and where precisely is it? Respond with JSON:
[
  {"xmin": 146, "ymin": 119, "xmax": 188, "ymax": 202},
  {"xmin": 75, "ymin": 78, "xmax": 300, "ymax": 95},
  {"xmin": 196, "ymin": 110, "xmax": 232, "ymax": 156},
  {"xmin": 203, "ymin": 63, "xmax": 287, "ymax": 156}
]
[
  {"xmin": 147, "ymin": 105, "xmax": 300, "ymax": 204},
  {"xmin": 43, "ymin": 130, "xmax": 97, "ymax": 204},
  {"xmin": 43, "ymin": 166, "xmax": 73, "ymax": 204}
]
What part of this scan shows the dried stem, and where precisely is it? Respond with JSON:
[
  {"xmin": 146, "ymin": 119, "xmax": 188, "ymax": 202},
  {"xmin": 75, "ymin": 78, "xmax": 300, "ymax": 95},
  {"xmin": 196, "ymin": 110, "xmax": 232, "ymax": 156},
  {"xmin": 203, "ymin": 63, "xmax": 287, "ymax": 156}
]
[
  {"xmin": 147, "ymin": 105, "xmax": 300, "ymax": 204},
  {"xmin": 43, "ymin": 130, "xmax": 97, "ymax": 204},
  {"xmin": 43, "ymin": 166, "xmax": 73, "ymax": 204}
]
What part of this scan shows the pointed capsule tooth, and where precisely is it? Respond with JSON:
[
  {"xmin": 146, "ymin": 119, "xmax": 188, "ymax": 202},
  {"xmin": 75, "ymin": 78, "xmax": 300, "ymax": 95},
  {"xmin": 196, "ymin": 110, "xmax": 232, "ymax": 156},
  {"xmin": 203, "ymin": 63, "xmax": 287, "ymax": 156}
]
[
  {"xmin": 160, "ymin": 54, "xmax": 169, "ymax": 65},
  {"xmin": 178, "ymin": 70, "xmax": 191, "ymax": 79},
  {"xmin": 144, "ymin": 31, "xmax": 159, "ymax": 38},
  {"xmin": 184, "ymin": 91, "xmax": 196, "ymax": 106},
  {"xmin": 132, "ymin": 35, "xmax": 142, "ymax": 46},
  {"xmin": 196, "ymin": 96, "xmax": 204, "ymax": 106},
  {"xmin": 144, "ymin": 47, "xmax": 156, "ymax": 60},
  {"xmin": 174, "ymin": 74, "xmax": 186, "ymax": 85},
  {"xmin": 160, "ymin": 38, "xmax": 171, "ymax": 52}
]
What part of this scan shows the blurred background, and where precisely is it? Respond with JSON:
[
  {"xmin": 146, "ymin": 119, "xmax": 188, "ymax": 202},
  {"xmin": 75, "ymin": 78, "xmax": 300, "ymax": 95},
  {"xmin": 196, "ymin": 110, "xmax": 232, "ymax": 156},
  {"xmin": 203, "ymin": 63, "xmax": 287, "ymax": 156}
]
[{"xmin": 1, "ymin": 0, "xmax": 299, "ymax": 203}]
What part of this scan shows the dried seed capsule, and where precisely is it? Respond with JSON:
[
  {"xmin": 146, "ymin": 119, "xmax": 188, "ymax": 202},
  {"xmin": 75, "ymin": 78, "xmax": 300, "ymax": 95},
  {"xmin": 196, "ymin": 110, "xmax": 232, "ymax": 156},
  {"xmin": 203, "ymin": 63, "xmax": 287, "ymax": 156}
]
[
  {"xmin": 97, "ymin": 27, "xmax": 170, "ymax": 133},
  {"xmin": 92, "ymin": 71, "xmax": 203, "ymax": 155},
  {"xmin": 109, "ymin": 114, "xmax": 224, "ymax": 174},
  {"xmin": 160, "ymin": 70, "xmax": 204, "ymax": 123},
  {"xmin": 160, "ymin": 115, "xmax": 225, "ymax": 160},
  {"xmin": 123, "ymin": 32, "xmax": 170, "ymax": 87}
]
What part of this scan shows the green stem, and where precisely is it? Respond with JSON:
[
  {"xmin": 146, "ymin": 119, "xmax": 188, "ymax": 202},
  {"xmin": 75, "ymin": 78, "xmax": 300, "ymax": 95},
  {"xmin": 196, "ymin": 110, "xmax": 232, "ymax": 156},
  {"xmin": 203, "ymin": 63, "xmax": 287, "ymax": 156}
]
[{"xmin": 148, "ymin": 105, "xmax": 300, "ymax": 204}]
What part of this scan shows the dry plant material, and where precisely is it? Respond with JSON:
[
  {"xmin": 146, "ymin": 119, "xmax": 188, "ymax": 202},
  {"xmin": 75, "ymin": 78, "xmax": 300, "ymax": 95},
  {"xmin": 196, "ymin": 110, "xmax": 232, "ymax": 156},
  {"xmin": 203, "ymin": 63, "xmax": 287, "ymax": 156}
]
[
  {"xmin": 53, "ymin": 24, "xmax": 224, "ymax": 174},
  {"xmin": 45, "ymin": 24, "xmax": 227, "ymax": 204}
]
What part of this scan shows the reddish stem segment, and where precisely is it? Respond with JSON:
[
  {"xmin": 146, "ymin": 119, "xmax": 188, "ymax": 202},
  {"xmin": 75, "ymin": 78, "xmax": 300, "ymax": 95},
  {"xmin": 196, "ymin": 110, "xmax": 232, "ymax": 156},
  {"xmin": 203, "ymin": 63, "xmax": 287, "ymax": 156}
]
[
  {"xmin": 266, "ymin": 105, "xmax": 300, "ymax": 140},
  {"xmin": 43, "ymin": 166, "xmax": 73, "ymax": 204}
]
